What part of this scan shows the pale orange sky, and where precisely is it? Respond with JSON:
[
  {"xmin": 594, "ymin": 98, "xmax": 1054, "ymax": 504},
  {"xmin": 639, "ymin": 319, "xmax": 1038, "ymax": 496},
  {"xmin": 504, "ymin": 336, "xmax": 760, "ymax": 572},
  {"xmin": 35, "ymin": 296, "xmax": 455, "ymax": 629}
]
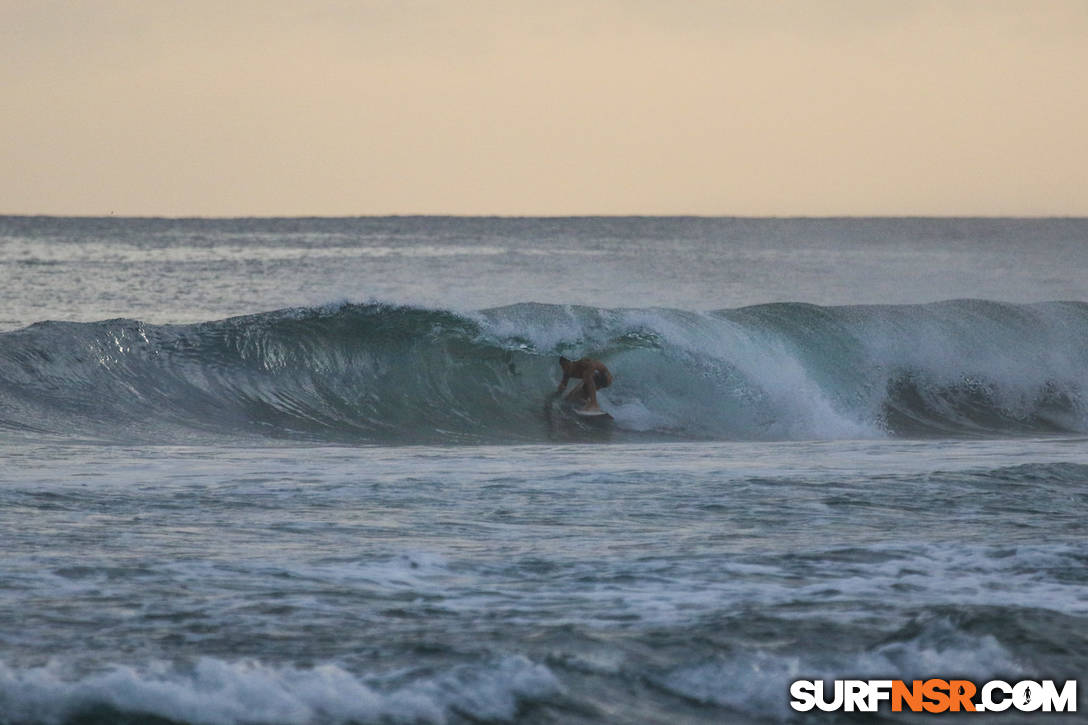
[{"xmin": 2, "ymin": 0, "xmax": 1087, "ymax": 216}]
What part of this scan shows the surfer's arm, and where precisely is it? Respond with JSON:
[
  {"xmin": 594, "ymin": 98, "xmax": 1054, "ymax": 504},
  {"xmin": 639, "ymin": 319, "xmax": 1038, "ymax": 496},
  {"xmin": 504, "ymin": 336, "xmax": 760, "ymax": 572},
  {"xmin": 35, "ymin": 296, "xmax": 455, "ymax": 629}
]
[
  {"xmin": 557, "ymin": 373, "xmax": 570, "ymax": 393},
  {"xmin": 581, "ymin": 370, "xmax": 598, "ymax": 406}
]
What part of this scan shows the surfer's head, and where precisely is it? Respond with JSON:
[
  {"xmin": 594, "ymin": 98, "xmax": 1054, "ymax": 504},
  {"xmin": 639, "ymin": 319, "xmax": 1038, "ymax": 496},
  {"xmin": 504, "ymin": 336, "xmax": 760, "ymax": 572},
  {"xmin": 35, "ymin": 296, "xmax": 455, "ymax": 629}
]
[{"xmin": 558, "ymin": 356, "xmax": 572, "ymax": 374}]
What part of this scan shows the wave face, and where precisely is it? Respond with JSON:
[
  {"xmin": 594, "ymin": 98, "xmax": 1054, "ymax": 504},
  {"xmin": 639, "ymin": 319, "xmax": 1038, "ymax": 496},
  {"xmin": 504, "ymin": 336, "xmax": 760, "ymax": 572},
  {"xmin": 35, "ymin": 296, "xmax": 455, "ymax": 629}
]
[{"xmin": 1, "ymin": 300, "xmax": 1086, "ymax": 443}]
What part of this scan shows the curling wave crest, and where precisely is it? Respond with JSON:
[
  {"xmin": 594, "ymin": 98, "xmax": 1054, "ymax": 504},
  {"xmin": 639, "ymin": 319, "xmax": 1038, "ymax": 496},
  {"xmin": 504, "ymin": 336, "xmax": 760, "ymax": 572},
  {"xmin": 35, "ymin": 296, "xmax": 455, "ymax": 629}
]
[{"xmin": 0, "ymin": 300, "xmax": 1085, "ymax": 443}]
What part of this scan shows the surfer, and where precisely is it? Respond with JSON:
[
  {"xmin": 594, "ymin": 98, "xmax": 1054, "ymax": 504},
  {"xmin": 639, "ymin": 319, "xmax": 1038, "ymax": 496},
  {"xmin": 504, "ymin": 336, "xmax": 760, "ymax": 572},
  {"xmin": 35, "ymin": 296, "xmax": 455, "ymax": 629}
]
[{"xmin": 557, "ymin": 356, "xmax": 612, "ymax": 412}]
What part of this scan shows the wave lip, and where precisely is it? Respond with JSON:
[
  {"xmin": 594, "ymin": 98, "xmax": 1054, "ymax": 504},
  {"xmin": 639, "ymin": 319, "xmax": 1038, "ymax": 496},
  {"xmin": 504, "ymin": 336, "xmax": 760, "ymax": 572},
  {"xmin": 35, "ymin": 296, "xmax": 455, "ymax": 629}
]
[{"xmin": 0, "ymin": 300, "xmax": 1085, "ymax": 444}]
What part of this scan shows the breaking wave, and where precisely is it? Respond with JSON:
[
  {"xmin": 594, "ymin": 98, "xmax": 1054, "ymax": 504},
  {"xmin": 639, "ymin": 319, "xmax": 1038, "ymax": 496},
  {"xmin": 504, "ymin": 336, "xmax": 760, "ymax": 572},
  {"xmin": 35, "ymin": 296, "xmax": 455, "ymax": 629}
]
[
  {"xmin": 0, "ymin": 655, "xmax": 560, "ymax": 725},
  {"xmin": 0, "ymin": 300, "xmax": 1085, "ymax": 443}
]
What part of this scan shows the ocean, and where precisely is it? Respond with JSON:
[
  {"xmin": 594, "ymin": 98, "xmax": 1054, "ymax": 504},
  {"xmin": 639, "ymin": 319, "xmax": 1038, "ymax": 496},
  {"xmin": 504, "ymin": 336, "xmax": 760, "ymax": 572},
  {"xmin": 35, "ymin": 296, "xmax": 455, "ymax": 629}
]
[{"xmin": 1, "ymin": 216, "xmax": 1085, "ymax": 723}]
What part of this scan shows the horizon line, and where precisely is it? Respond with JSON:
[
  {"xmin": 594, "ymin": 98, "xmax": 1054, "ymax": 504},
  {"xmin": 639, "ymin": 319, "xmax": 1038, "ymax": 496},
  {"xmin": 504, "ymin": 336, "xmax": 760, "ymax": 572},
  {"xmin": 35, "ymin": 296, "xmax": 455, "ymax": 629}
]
[{"xmin": 3, "ymin": 213, "xmax": 1088, "ymax": 221}]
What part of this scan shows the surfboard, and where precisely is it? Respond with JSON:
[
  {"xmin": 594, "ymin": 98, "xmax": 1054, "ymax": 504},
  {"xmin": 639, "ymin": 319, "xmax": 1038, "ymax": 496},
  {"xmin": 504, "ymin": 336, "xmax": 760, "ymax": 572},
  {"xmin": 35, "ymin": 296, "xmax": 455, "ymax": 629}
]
[
  {"xmin": 555, "ymin": 383, "xmax": 613, "ymax": 420},
  {"xmin": 574, "ymin": 408, "xmax": 613, "ymax": 420}
]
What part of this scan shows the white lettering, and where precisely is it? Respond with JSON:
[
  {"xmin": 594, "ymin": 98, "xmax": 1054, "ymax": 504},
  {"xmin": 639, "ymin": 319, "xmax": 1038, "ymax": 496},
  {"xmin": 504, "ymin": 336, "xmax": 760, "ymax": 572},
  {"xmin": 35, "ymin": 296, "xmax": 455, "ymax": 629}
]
[
  {"xmin": 867, "ymin": 680, "xmax": 893, "ymax": 711},
  {"xmin": 1040, "ymin": 680, "xmax": 1077, "ymax": 713},
  {"xmin": 982, "ymin": 680, "xmax": 1012, "ymax": 712},
  {"xmin": 789, "ymin": 680, "xmax": 816, "ymax": 712},
  {"xmin": 815, "ymin": 680, "xmax": 844, "ymax": 712},
  {"xmin": 844, "ymin": 680, "xmax": 868, "ymax": 712},
  {"xmin": 1014, "ymin": 680, "xmax": 1043, "ymax": 711},
  {"xmin": 790, "ymin": 677, "xmax": 1078, "ymax": 714}
]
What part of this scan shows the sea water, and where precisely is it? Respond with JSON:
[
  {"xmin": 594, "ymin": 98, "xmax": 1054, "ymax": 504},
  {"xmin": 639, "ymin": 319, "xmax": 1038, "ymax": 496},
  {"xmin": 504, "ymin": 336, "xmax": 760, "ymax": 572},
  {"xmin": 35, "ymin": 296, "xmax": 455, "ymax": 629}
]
[{"xmin": 0, "ymin": 217, "xmax": 1086, "ymax": 723}]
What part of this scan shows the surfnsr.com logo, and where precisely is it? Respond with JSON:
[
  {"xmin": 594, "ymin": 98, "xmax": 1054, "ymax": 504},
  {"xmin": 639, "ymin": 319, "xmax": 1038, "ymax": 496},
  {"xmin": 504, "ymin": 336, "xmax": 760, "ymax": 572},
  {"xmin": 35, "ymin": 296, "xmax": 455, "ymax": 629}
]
[{"xmin": 790, "ymin": 679, "xmax": 1078, "ymax": 713}]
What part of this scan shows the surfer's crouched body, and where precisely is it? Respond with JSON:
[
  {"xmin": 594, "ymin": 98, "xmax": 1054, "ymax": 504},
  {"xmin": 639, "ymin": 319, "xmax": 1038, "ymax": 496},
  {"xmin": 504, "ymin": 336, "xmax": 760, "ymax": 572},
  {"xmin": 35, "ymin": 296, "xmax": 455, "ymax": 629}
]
[{"xmin": 557, "ymin": 356, "xmax": 612, "ymax": 412}]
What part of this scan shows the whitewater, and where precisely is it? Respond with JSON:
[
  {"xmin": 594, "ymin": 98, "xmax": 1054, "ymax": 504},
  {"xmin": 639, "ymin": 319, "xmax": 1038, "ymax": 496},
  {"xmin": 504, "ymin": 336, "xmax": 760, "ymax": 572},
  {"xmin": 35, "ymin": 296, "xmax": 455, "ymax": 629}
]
[{"xmin": 1, "ymin": 216, "xmax": 1086, "ymax": 723}]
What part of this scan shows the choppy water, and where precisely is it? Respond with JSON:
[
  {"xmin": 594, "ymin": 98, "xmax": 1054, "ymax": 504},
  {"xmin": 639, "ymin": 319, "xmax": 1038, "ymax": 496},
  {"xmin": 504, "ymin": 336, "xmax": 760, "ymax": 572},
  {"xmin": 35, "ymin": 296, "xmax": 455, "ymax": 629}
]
[{"xmin": 1, "ymin": 217, "xmax": 1086, "ymax": 723}]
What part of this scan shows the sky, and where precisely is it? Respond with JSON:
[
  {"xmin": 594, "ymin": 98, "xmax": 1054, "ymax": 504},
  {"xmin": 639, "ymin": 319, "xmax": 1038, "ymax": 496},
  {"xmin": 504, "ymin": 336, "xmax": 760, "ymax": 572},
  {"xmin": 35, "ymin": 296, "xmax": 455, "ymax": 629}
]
[{"xmin": 2, "ymin": 0, "xmax": 1087, "ymax": 216}]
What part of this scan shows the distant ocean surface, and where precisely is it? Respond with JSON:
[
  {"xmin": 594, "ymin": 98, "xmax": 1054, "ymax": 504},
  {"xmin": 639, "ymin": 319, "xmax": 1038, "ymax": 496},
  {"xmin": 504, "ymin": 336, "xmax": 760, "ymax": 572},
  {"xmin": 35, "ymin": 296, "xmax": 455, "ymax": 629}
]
[{"xmin": 1, "ymin": 217, "xmax": 1086, "ymax": 723}]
